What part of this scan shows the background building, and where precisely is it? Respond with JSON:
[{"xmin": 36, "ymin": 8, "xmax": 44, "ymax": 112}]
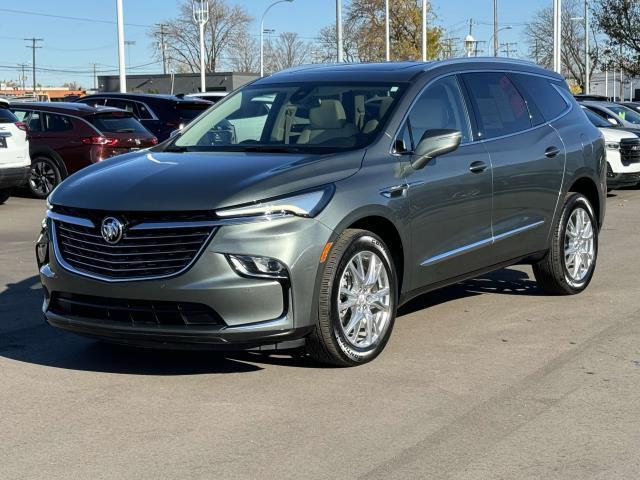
[
  {"xmin": 589, "ymin": 72, "xmax": 639, "ymax": 101},
  {"xmin": 96, "ymin": 72, "xmax": 258, "ymax": 95}
]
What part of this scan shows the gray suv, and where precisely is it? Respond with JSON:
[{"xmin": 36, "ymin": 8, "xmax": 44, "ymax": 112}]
[{"xmin": 37, "ymin": 59, "xmax": 606, "ymax": 366}]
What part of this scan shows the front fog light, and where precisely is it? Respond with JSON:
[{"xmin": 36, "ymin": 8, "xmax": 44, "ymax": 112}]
[{"xmin": 227, "ymin": 254, "xmax": 288, "ymax": 279}]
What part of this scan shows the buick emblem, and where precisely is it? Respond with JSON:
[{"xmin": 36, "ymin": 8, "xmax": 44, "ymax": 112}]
[{"xmin": 101, "ymin": 217, "xmax": 124, "ymax": 244}]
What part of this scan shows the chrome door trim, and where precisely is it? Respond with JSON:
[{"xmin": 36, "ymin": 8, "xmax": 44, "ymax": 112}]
[
  {"xmin": 46, "ymin": 210, "xmax": 95, "ymax": 228},
  {"xmin": 420, "ymin": 220, "xmax": 545, "ymax": 267}
]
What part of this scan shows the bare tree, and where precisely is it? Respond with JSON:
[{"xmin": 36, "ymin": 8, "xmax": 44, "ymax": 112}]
[
  {"xmin": 227, "ymin": 31, "xmax": 260, "ymax": 73},
  {"xmin": 524, "ymin": 0, "xmax": 600, "ymax": 90},
  {"xmin": 316, "ymin": 18, "xmax": 364, "ymax": 63},
  {"xmin": 150, "ymin": 0, "xmax": 252, "ymax": 73},
  {"xmin": 264, "ymin": 32, "xmax": 312, "ymax": 74}
]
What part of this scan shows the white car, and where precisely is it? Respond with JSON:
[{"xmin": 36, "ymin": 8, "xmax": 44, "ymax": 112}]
[
  {"xmin": 0, "ymin": 99, "xmax": 30, "ymax": 204},
  {"xmin": 582, "ymin": 106, "xmax": 640, "ymax": 189}
]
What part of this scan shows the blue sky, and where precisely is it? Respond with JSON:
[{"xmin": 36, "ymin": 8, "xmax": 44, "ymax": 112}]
[{"xmin": 0, "ymin": 1, "xmax": 547, "ymax": 88}]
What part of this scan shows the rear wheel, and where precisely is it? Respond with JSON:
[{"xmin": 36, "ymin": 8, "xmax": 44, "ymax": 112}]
[
  {"xmin": 0, "ymin": 189, "xmax": 11, "ymax": 205},
  {"xmin": 533, "ymin": 193, "xmax": 598, "ymax": 295},
  {"xmin": 29, "ymin": 157, "xmax": 61, "ymax": 199},
  {"xmin": 306, "ymin": 229, "xmax": 397, "ymax": 366}
]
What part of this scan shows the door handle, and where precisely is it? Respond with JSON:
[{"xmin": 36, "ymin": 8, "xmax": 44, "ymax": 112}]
[
  {"xmin": 469, "ymin": 160, "xmax": 488, "ymax": 173},
  {"xmin": 545, "ymin": 146, "xmax": 561, "ymax": 158}
]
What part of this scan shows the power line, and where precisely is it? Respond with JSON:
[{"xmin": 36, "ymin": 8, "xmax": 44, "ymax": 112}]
[{"xmin": 0, "ymin": 8, "xmax": 151, "ymax": 28}]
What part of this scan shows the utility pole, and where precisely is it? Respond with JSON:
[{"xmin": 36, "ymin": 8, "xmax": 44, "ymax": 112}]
[
  {"xmin": 91, "ymin": 63, "xmax": 98, "ymax": 91},
  {"xmin": 18, "ymin": 63, "xmax": 28, "ymax": 91},
  {"xmin": 24, "ymin": 38, "xmax": 43, "ymax": 93},
  {"xmin": 493, "ymin": 0, "xmax": 499, "ymax": 56},
  {"xmin": 534, "ymin": 38, "xmax": 540, "ymax": 64},
  {"xmin": 501, "ymin": 42, "xmax": 517, "ymax": 58},
  {"xmin": 336, "ymin": 0, "xmax": 343, "ymax": 62},
  {"xmin": 116, "ymin": 0, "xmax": 126, "ymax": 92},
  {"xmin": 158, "ymin": 23, "xmax": 168, "ymax": 74}
]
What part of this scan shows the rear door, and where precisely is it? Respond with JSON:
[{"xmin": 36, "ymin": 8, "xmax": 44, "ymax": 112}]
[{"xmin": 461, "ymin": 71, "xmax": 566, "ymax": 262}]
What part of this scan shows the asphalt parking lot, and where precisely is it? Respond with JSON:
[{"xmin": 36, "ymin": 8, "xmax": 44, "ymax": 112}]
[{"xmin": 1, "ymin": 189, "xmax": 640, "ymax": 480}]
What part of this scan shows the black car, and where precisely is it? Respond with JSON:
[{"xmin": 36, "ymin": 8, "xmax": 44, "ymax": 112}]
[
  {"xmin": 75, "ymin": 93, "xmax": 211, "ymax": 141},
  {"xmin": 620, "ymin": 102, "xmax": 640, "ymax": 114}
]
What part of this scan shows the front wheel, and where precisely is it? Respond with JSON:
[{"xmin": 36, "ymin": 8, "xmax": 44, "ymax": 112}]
[
  {"xmin": 533, "ymin": 193, "xmax": 598, "ymax": 295},
  {"xmin": 306, "ymin": 229, "xmax": 398, "ymax": 366}
]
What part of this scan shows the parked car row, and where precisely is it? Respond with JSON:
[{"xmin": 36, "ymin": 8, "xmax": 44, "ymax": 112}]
[
  {"xmin": 0, "ymin": 93, "xmax": 214, "ymax": 203},
  {"xmin": 576, "ymin": 98, "xmax": 640, "ymax": 190}
]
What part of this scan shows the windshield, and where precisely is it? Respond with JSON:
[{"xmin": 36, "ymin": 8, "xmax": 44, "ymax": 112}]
[
  {"xmin": 607, "ymin": 105, "xmax": 640, "ymax": 125},
  {"xmin": 172, "ymin": 82, "xmax": 406, "ymax": 153},
  {"xmin": 90, "ymin": 113, "xmax": 149, "ymax": 134},
  {"xmin": 582, "ymin": 107, "xmax": 610, "ymax": 128}
]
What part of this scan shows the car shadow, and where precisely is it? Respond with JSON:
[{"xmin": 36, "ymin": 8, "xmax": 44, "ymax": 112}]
[{"xmin": 1, "ymin": 267, "xmax": 540, "ymax": 374}]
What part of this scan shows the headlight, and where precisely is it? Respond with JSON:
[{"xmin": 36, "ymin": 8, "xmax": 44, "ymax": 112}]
[
  {"xmin": 216, "ymin": 187, "xmax": 334, "ymax": 219},
  {"xmin": 606, "ymin": 142, "xmax": 620, "ymax": 150}
]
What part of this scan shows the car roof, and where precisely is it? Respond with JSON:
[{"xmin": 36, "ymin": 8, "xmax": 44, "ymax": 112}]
[
  {"xmin": 254, "ymin": 58, "xmax": 563, "ymax": 85},
  {"xmin": 0, "ymin": 98, "xmax": 9, "ymax": 108},
  {"xmin": 80, "ymin": 92, "xmax": 211, "ymax": 105},
  {"xmin": 579, "ymin": 100, "xmax": 625, "ymax": 110},
  {"xmin": 8, "ymin": 101, "xmax": 132, "ymax": 116}
]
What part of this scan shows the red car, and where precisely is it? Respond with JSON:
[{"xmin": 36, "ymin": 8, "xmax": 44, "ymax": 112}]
[{"xmin": 10, "ymin": 102, "xmax": 157, "ymax": 198}]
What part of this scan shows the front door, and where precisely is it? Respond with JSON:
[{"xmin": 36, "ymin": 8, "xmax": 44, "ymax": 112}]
[{"xmin": 401, "ymin": 75, "xmax": 493, "ymax": 290}]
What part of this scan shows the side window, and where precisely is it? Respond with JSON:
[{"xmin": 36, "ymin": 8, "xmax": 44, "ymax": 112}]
[
  {"xmin": 105, "ymin": 99, "xmax": 136, "ymax": 115},
  {"xmin": 587, "ymin": 106, "xmax": 620, "ymax": 126},
  {"xmin": 12, "ymin": 110, "xmax": 28, "ymax": 122},
  {"xmin": 406, "ymin": 76, "xmax": 472, "ymax": 147},
  {"xmin": 43, "ymin": 113, "xmax": 73, "ymax": 132},
  {"xmin": 511, "ymin": 73, "xmax": 568, "ymax": 124},
  {"xmin": 393, "ymin": 123, "xmax": 413, "ymax": 153},
  {"xmin": 24, "ymin": 111, "xmax": 43, "ymax": 132},
  {"xmin": 135, "ymin": 102, "xmax": 154, "ymax": 120},
  {"xmin": 462, "ymin": 72, "xmax": 532, "ymax": 139}
]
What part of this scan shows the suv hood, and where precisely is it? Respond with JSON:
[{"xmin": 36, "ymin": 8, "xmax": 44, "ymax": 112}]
[
  {"xmin": 49, "ymin": 149, "xmax": 363, "ymax": 211},
  {"xmin": 599, "ymin": 127, "xmax": 638, "ymax": 142}
]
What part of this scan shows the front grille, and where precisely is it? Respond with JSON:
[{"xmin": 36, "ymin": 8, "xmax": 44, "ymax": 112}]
[
  {"xmin": 49, "ymin": 292, "xmax": 224, "ymax": 326},
  {"xmin": 620, "ymin": 138, "xmax": 640, "ymax": 164},
  {"xmin": 53, "ymin": 212, "xmax": 216, "ymax": 281}
]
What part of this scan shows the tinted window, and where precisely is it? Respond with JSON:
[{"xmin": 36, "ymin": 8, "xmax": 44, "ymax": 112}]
[
  {"xmin": 176, "ymin": 103, "xmax": 210, "ymax": 122},
  {"xmin": 512, "ymin": 74, "xmax": 568, "ymax": 124},
  {"xmin": 586, "ymin": 106, "xmax": 621, "ymax": 126},
  {"xmin": 407, "ymin": 76, "xmax": 471, "ymax": 146},
  {"xmin": 462, "ymin": 72, "xmax": 531, "ymax": 139},
  {"xmin": 582, "ymin": 107, "xmax": 610, "ymax": 128},
  {"xmin": 105, "ymin": 98, "xmax": 136, "ymax": 114},
  {"xmin": 77, "ymin": 97, "xmax": 106, "ymax": 108},
  {"xmin": 0, "ymin": 108, "xmax": 18, "ymax": 123},
  {"xmin": 135, "ymin": 102, "xmax": 154, "ymax": 120},
  {"xmin": 606, "ymin": 105, "xmax": 640, "ymax": 125},
  {"xmin": 89, "ymin": 113, "xmax": 148, "ymax": 134},
  {"xmin": 21, "ymin": 111, "xmax": 42, "ymax": 132},
  {"xmin": 43, "ymin": 113, "xmax": 73, "ymax": 132}
]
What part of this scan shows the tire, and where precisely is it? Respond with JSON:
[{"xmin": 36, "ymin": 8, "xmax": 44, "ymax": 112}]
[
  {"xmin": 0, "ymin": 189, "xmax": 11, "ymax": 205},
  {"xmin": 533, "ymin": 193, "xmax": 598, "ymax": 295},
  {"xmin": 29, "ymin": 157, "xmax": 62, "ymax": 199},
  {"xmin": 306, "ymin": 229, "xmax": 398, "ymax": 366}
]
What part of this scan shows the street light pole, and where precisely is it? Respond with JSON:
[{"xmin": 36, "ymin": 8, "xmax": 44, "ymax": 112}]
[
  {"xmin": 422, "ymin": 0, "xmax": 428, "ymax": 61},
  {"xmin": 116, "ymin": 0, "xmax": 126, "ymax": 92},
  {"xmin": 493, "ymin": 0, "xmax": 498, "ymax": 56},
  {"xmin": 385, "ymin": 0, "xmax": 390, "ymax": 61},
  {"xmin": 584, "ymin": 0, "xmax": 589, "ymax": 93},
  {"xmin": 489, "ymin": 26, "xmax": 512, "ymax": 57},
  {"xmin": 336, "ymin": 0, "xmax": 343, "ymax": 62},
  {"xmin": 193, "ymin": 1, "xmax": 209, "ymax": 93},
  {"xmin": 260, "ymin": 0, "xmax": 294, "ymax": 77},
  {"xmin": 553, "ymin": 0, "xmax": 562, "ymax": 73}
]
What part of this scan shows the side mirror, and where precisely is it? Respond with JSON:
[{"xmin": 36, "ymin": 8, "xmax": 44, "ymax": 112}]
[
  {"xmin": 412, "ymin": 129, "xmax": 462, "ymax": 170},
  {"xmin": 169, "ymin": 128, "xmax": 182, "ymax": 138}
]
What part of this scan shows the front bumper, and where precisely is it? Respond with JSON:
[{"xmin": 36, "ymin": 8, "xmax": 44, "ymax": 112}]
[
  {"xmin": 0, "ymin": 166, "xmax": 30, "ymax": 190},
  {"xmin": 607, "ymin": 171, "xmax": 640, "ymax": 189},
  {"xmin": 39, "ymin": 214, "xmax": 334, "ymax": 349}
]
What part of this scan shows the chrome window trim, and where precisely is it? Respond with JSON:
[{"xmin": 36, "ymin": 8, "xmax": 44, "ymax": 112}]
[
  {"xmin": 421, "ymin": 220, "xmax": 545, "ymax": 267},
  {"xmin": 389, "ymin": 69, "xmax": 573, "ymax": 155},
  {"xmin": 46, "ymin": 210, "xmax": 95, "ymax": 228},
  {"xmin": 13, "ymin": 108, "xmax": 107, "ymax": 137},
  {"xmin": 82, "ymin": 97, "xmax": 159, "ymax": 121}
]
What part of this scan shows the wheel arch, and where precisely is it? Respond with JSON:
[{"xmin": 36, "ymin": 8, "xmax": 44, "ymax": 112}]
[
  {"xmin": 30, "ymin": 147, "xmax": 68, "ymax": 179},
  {"xmin": 568, "ymin": 176, "xmax": 601, "ymax": 227}
]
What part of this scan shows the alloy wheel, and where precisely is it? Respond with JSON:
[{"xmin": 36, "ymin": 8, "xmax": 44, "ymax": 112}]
[
  {"xmin": 29, "ymin": 160, "xmax": 58, "ymax": 197},
  {"xmin": 564, "ymin": 207, "xmax": 595, "ymax": 283},
  {"xmin": 337, "ymin": 250, "xmax": 392, "ymax": 349}
]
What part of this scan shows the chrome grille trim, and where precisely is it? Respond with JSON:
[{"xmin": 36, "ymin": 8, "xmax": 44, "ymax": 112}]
[{"xmin": 50, "ymin": 215, "xmax": 217, "ymax": 283}]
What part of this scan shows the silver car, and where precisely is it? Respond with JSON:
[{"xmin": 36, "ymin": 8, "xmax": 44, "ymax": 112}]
[{"xmin": 37, "ymin": 59, "xmax": 606, "ymax": 366}]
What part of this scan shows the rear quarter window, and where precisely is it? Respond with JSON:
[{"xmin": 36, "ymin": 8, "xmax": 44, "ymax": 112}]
[{"xmin": 511, "ymin": 73, "xmax": 569, "ymax": 124}]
